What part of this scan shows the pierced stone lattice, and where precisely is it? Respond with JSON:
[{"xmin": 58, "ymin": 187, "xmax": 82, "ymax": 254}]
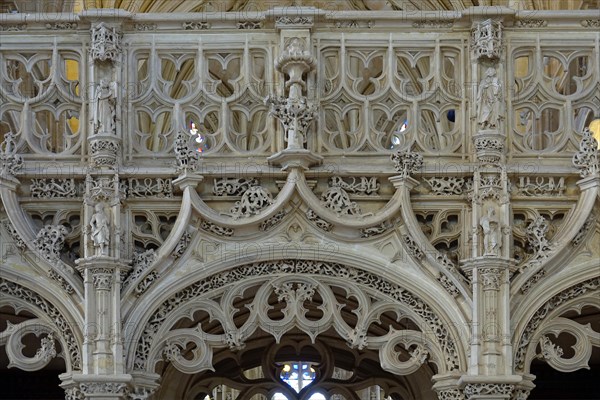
[
  {"xmin": 133, "ymin": 260, "xmax": 460, "ymax": 372},
  {"xmin": 0, "ymin": 278, "xmax": 81, "ymax": 369}
]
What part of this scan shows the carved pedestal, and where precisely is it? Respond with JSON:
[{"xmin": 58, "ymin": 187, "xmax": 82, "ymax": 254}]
[{"xmin": 75, "ymin": 257, "xmax": 131, "ymax": 376}]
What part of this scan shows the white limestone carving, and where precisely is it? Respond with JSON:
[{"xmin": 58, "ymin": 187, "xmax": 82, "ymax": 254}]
[
  {"xmin": 90, "ymin": 203, "xmax": 110, "ymax": 256},
  {"xmin": 476, "ymin": 67, "xmax": 502, "ymax": 129},
  {"xmin": 213, "ymin": 177, "xmax": 258, "ymax": 196},
  {"xmin": 514, "ymin": 277, "xmax": 600, "ymax": 371},
  {"xmin": 329, "ymin": 176, "xmax": 380, "ymax": 195},
  {"xmin": 34, "ymin": 224, "xmax": 69, "ymax": 263},
  {"xmin": 127, "ymin": 178, "xmax": 173, "ymax": 198},
  {"xmin": 200, "ymin": 220, "xmax": 234, "ymax": 237},
  {"xmin": 124, "ymin": 249, "xmax": 157, "ymax": 288},
  {"xmin": 424, "ymin": 177, "xmax": 466, "ymax": 195},
  {"xmin": 30, "ymin": 178, "xmax": 77, "ymax": 198},
  {"xmin": 471, "ymin": 19, "xmax": 503, "ymax": 60},
  {"xmin": 305, "ymin": 209, "xmax": 333, "ymax": 231},
  {"xmin": 93, "ymin": 79, "xmax": 117, "ymax": 135},
  {"xmin": 391, "ymin": 150, "xmax": 423, "ymax": 178},
  {"xmin": 259, "ymin": 210, "xmax": 287, "ymax": 231},
  {"xmin": 228, "ymin": 186, "xmax": 274, "ymax": 219},
  {"xmin": 480, "ymin": 207, "xmax": 501, "ymax": 256},
  {"xmin": 0, "ymin": 132, "xmax": 23, "ymax": 176},
  {"xmin": 48, "ymin": 269, "xmax": 75, "ymax": 294},
  {"xmin": 321, "ymin": 186, "xmax": 361, "ymax": 215},
  {"xmin": 172, "ymin": 231, "xmax": 192, "ymax": 258},
  {"xmin": 572, "ymin": 127, "xmax": 599, "ymax": 178},
  {"xmin": 1, "ymin": 220, "xmax": 26, "ymax": 251},
  {"xmin": 515, "ymin": 176, "xmax": 565, "ymax": 197},
  {"xmin": 134, "ymin": 260, "xmax": 460, "ymax": 373},
  {"xmin": 90, "ymin": 22, "xmax": 121, "ymax": 63},
  {"xmin": 0, "ymin": 279, "xmax": 81, "ymax": 370},
  {"xmin": 464, "ymin": 383, "xmax": 513, "ymax": 398}
]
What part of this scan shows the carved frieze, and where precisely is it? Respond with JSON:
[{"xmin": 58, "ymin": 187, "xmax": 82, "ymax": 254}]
[
  {"xmin": 31, "ymin": 178, "xmax": 77, "ymax": 198},
  {"xmin": 424, "ymin": 177, "xmax": 466, "ymax": 195},
  {"xmin": 213, "ymin": 177, "xmax": 258, "ymax": 196},
  {"xmin": 305, "ymin": 209, "xmax": 333, "ymax": 232},
  {"xmin": 228, "ymin": 186, "xmax": 274, "ymax": 219},
  {"xmin": 515, "ymin": 176, "xmax": 565, "ymax": 197},
  {"xmin": 127, "ymin": 178, "xmax": 173, "ymax": 198},
  {"xmin": 200, "ymin": 220, "xmax": 234, "ymax": 237},
  {"xmin": 329, "ymin": 176, "xmax": 379, "ymax": 195}
]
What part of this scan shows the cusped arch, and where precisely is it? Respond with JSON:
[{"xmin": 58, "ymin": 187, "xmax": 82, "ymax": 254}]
[
  {"xmin": 512, "ymin": 260, "xmax": 600, "ymax": 374},
  {"xmin": 126, "ymin": 257, "xmax": 469, "ymax": 379}
]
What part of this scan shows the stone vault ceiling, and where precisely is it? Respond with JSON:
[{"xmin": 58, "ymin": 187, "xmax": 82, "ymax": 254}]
[{"xmin": 2, "ymin": 0, "xmax": 599, "ymax": 13}]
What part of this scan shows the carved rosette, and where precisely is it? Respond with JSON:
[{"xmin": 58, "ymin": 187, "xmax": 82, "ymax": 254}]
[{"xmin": 89, "ymin": 135, "xmax": 121, "ymax": 167}]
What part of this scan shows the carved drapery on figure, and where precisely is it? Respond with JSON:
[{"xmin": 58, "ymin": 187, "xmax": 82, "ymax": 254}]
[
  {"xmin": 477, "ymin": 67, "xmax": 502, "ymax": 129},
  {"xmin": 93, "ymin": 79, "xmax": 117, "ymax": 135},
  {"xmin": 480, "ymin": 207, "xmax": 501, "ymax": 256},
  {"xmin": 90, "ymin": 203, "xmax": 110, "ymax": 256}
]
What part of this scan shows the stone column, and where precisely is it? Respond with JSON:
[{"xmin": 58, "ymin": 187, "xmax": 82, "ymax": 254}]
[
  {"xmin": 65, "ymin": 10, "xmax": 137, "ymax": 399},
  {"xmin": 458, "ymin": 7, "xmax": 526, "ymax": 399}
]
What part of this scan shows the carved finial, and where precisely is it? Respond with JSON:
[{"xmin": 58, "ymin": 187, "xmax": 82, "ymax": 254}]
[
  {"xmin": 572, "ymin": 127, "xmax": 599, "ymax": 178},
  {"xmin": 390, "ymin": 150, "xmax": 423, "ymax": 179}
]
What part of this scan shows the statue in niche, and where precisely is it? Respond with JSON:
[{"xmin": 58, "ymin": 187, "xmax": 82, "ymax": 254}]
[
  {"xmin": 90, "ymin": 202, "xmax": 110, "ymax": 256},
  {"xmin": 480, "ymin": 207, "xmax": 501, "ymax": 256},
  {"xmin": 93, "ymin": 79, "xmax": 116, "ymax": 135},
  {"xmin": 476, "ymin": 67, "xmax": 501, "ymax": 129}
]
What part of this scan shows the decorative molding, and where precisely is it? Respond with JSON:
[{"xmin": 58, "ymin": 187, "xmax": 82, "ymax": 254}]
[
  {"xmin": 480, "ymin": 267, "xmax": 502, "ymax": 290},
  {"xmin": 172, "ymin": 231, "xmax": 192, "ymax": 258},
  {"xmin": 227, "ymin": 186, "xmax": 274, "ymax": 219},
  {"xmin": 581, "ymin": 19, "xmax": 600, "ymax": 27},
  {"xmin": 515, "ymin": 19, "xmax": 547, "ymax": 28},
  {"xmin": 0, "ymin": 278, "xmax": 81, "ymax": 369},
  {"xmin": 391, "ymin": 150, "xmax": 423, "ymax": 178},
  {"xmin": 31, "ymin": 178, "xmax": 77, "ymax": 198},
  {"xmin": 514, "ymin": 277, "xmax": 600, "ymax": 371},
  {"xmin": 127, "ymin": 178, "xmax": 173, "ymax": 198},
  {"xmin": 134, "ymin": 260, "xmax": 460, "ymax": 373},
  {"xmin": 464, "ymin": 383, "xmax": 514, "ymax": 398},
  {"xmin": 520, "ymin": 269, "xmax": 545, "ymax": 294},
  {"xmin": 0, "ymin": 132, "xmax": 24, "ymax": 176},
  {"xmin": 213, "ymin": 177, "xmax": 258, "ymax": 196},
  {"xmin": 200, "ymin": 220, "xmax": 234, "ymax": 237},
  {"xmin": 572, "ymin": 128, "xmax": 599, "ymax": 178},
  {"xmin": 515, "ymin": 176, "xmax": 565, "ymax": 197},
  {"xmin": 305, "ymin": 209, "xmax": 333, "ymax": 232},
  {"xmin": 48, "ymin": 269, "xmax": 75, "ymax": 294},
  {"xmin": 182, "ymin": 21, "xmax": 210, "ymax": 30},
  {"xmin": 424, "ymin": 177, "xmax": 466, "ymax": 195},
  {"xmin": 259, "ymin": 210, "xmax": 287, "ymax": 231},
  {"xmin": 45, "ymin": 22, "xmax": 78, "ymax": 30},
  {"xmin": 571, "ymin": 216, "xmax": 596, "ymax": 246},
  {"xmin": 329, "ymin": 176, "xmax": 379, "ymax": 196},
  {"xmin": 237, "ymin": 21, "xmax": 262, "ymax": 29},
  {"xmin": 33, "ymin": 225, "xmax": 69, "ymax": 264},
  {"xmin": 412, "ymin": 19, "xmax": 454, "ymax": 28}
]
